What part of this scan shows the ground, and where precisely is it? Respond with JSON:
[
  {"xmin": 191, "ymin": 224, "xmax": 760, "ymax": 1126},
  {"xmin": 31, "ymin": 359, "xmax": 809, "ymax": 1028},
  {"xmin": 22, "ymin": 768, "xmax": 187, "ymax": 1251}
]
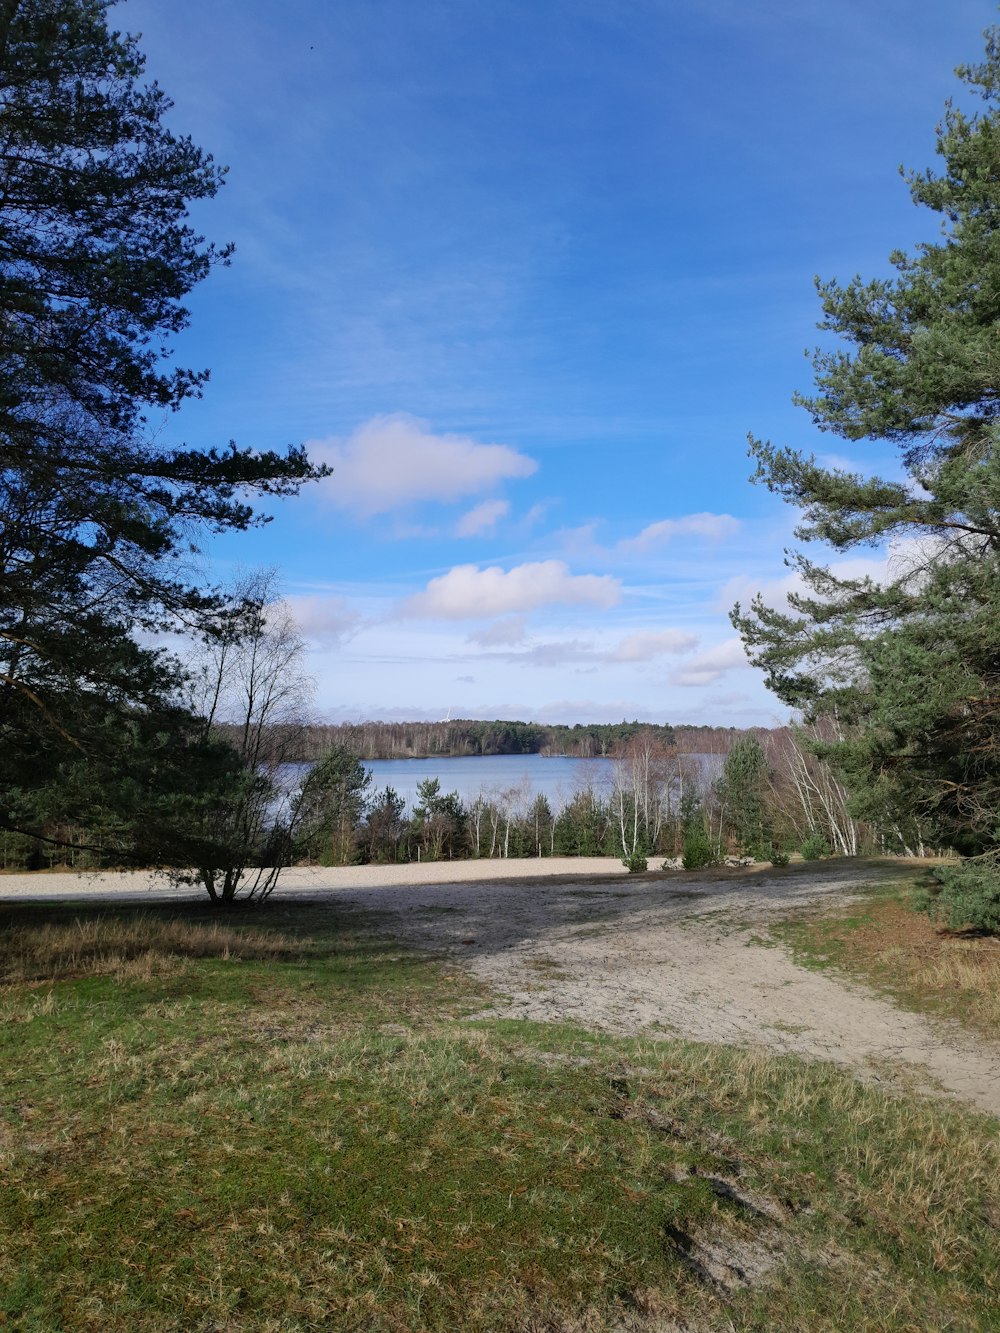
[
  {"xmin": 6, "ymin": 857, "xmax": 998, "ymax": 1116},
  {"xmin": 3, "ymin": 857, "xmax": 999, "ymax": 1329}
]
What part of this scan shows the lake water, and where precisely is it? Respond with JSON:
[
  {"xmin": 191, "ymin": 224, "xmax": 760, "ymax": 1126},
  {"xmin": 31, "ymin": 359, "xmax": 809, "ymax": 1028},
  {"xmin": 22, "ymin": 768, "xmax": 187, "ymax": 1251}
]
[
  {"xmin": 362, "ymin": 754, "xmax": 615, "ymax": 812},
  {"xmin": 281, "ymin": 752, "xmax": 719, "ymax": 813}
]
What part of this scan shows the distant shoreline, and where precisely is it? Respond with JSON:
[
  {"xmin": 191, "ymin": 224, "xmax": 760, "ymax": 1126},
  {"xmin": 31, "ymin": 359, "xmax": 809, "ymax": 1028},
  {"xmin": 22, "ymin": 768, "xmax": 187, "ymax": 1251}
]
[{"xmin": 215, "ymin": 718, "xmax": 749, "ymax": 763}]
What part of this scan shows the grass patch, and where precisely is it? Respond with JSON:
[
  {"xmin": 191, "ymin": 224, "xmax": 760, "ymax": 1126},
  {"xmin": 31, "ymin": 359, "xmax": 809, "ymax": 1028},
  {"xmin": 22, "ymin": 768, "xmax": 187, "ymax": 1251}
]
[
  {"xmin": 0, "ymin": 897, "xmax": 998, "ymax": 1330},
  {"xmin": 772, "ymin": 878, "xmax": 1000, "ymax": 1038},
  {"xmin": 0, "ymin": 912, "xmax": 313, "ymax": 983}
]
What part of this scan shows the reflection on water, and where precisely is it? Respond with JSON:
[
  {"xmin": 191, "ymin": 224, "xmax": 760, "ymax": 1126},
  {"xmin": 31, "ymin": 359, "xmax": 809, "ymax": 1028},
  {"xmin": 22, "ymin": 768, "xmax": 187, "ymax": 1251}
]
[
  {"xmin": 279, "ymin": 754, "xmax": 614, "ymax": 813},
  {"xmin": 364, "ymin": 754, "xmax": 616, "ymax": 812},
  {"xmin": 280, "ymin": 753, "xmax": 716, "ymax": 814}
]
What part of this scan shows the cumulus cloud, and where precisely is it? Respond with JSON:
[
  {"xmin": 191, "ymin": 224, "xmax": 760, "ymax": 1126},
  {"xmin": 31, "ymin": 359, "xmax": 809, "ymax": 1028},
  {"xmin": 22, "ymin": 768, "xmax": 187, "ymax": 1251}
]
[
  {"xmin": 403, "ymin": 561, "xmax": 621, "ymax": 620},
  {"xmin": 455, "ymin": 498, "xmax": 509, "ymax": 537},
  {"xmin": 718, "ymin": 538, "xmax": 936, "ymax": 618},
  {"xmin": 671, "ymin": 638, "xmax": 750, "ymax": 688},
  {"xmin": 310, "ymin": 413, "xmax": 537, "ymax": 516},
  {"xmin": 282, "ymin": 595, "xmax": 361, "ymax": 645},
  {"xmin": 467, "ymin": 616, "xmax": 528, "ymax": 646},
  {"xmin": 618, "ymin": 512, "xmax": 740, "ymax": 552},
  {"xmin": 612, "ymin": 629, "xmax": 699, "ymax": 661}
]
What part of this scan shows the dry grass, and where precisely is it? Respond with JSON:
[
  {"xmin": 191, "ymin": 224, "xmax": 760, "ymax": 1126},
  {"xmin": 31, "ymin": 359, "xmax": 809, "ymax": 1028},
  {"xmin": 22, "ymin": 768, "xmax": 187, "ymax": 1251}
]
[
  {"xmin": 774, "ymin": 888, "xmax": 1000, "ymax": 1037},
  {"xmin": 1, "ymin": 898, "xmax": 998, "ymax": 1330},
  {"xmin": 0, "ymin": 912, "xmax": 308, "ymax": 983}
]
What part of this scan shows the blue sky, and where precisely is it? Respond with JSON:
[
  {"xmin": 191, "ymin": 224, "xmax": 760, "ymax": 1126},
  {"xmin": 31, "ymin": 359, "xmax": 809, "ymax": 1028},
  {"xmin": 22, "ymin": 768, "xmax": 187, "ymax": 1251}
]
[{"xmin": 126, "ymin": 0, "xmax": 994, "ymax": 725}]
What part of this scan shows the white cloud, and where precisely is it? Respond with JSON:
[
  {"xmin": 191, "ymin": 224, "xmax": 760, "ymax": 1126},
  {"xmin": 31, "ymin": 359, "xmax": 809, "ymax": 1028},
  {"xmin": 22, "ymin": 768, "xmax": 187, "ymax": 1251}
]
[
  {"xmin": 403, "ymin": 561, "xmax": 621, "ymax": 620},
  {"xmin": 717, "ymin": 570, "xmax": 803, "ymax": 615},
  {"xmin": 310, "ymin": 413, "xmax": 537, "ymax": 516},
  {"xmin": 718, "ymin": 537, "xmax": 937, "ymax": 617},
  {"xmin": 612, "ymin": 629, "xmax": 699, "ymax": 661},
  {"xmin": 515, "ymin": 639, "xmax": 596, "ymax": 667},
  {"xmin": 554, "ymin": 521, "xmax": 601, "ymax": 557},
  {"xmin": 619, "ymin": 512, "xmax": 741, "ymax": 553},
  {"xmin": 467, "ymin": 627, "xmax": 698, "ymax": 668},
  {"xmin": 521, "ymin": 502, "xmax": 550, "ymax": 531},
  {"xmin": 455, "ymin": 498, "xmax": 509, "ymax": 537},
  {"xmin": 671, "ymin": 638, "xmax": 749, "ymax": 688},
  {"xmin": 467, "ymin": 616, "xmax": 528, "ymax": 646},
  {"xmin": 282, "ymin": 594, "xmax": 361, "ymax": 645},
  {"xmin": 702, "ymin": 691, "xmax": 753, "ymax": 708}
]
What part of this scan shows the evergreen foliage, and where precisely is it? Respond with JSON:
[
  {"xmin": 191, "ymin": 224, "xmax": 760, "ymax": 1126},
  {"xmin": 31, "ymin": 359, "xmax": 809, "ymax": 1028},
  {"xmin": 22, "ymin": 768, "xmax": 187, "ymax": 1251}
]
[
  {"xmin": 925, "ymin": 860, "xmax": 1000, "ymax": 933},
  {"xmin": 715, "ymin": 733, "xmax": 771, "ymax": 857},
  {"xmin": 800, "ymin": 832, "xmax": 829, "ymax": 862},
  {"xmin": 553, "ymin": 788, "xmax": 613, "ymax": 857},
  {"xmin": 733, "ymin": 26, "xmax": 1000, "ymax": 862},
  {"xmin": 361, "ymin": 787, "xmax": 407, "ymax": 864},
  {"xmin": 681, "ymin": 797, "xmax": 718, "ymax": 871},
  {"xmin": 0, "ymin": 1, "xmax": 325, "ymax": 860},
  {"xmin": 526, "ymin": 794, "xmax": 555, "ymax": 857},
  {"xmin": 296, "ymin": 749, "xmax": 373, "ymax": 866},
  {"xmin": 411, "ymin": 778, "xmax": 466, "ymax": 860}
]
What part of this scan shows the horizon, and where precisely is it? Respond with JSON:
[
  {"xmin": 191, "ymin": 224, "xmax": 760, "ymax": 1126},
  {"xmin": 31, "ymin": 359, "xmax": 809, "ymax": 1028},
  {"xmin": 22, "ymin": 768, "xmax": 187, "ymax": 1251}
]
[
  {"xmin": 125, "ymin": 0, "xmax": 995, "ymax": 727},
  {"xmin": 274, "ymin": 715, "xmax": 775, "ymax": 732}
]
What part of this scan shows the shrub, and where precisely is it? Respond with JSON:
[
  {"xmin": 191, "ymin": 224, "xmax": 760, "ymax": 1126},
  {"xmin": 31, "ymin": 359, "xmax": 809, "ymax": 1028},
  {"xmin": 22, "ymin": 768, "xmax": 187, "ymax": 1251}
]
[
  {"xmin": 923, "ymin": 862, "xmax": 1000, "ymax": 934},
  {"xmin": 682, "ymin": 821, "xmax": 718, "ymax": 871},
  {"xmin": 765, "ymin": 845, "xmax": 790, "ymax": 867},
  {"xmin": 801, "ymin": 832, "xmax": 830, "ymax": 861},
  {"xmin": 622, "ymin": 850, "xmax": 648, "ymax": 874}
]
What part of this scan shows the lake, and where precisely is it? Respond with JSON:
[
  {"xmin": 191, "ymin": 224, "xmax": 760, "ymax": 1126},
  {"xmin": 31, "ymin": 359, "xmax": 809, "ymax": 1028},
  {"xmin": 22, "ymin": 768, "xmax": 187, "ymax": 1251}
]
[
  {"xmin": 362, "ymin": 754, "xmax": 615, "ymax": 812},
  {"xmin": 281, "ymin": 752, "xmax": 719, "ymax": 813}
]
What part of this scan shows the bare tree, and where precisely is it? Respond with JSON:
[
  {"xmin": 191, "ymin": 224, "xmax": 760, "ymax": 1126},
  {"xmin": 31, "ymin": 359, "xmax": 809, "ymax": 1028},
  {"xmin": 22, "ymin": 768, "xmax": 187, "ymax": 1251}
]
[
  {"xmin": 761, "ymin": 720, "xmax": 862, "ymax": 857},
  {"xmin": 185, "ymin": 572, "xmax": 315, "ymax": 901}
]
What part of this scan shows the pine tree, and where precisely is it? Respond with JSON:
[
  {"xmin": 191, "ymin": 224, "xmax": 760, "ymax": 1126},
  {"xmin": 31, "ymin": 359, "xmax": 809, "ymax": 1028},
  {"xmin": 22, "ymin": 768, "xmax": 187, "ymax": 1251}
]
[
  {"xmin": 733, "ymin": 25, "xmax": 1000, "ymax": 857},
  {"xmin": 715, "ymin": 734, "xmax": 770, "ymax": 857},
  {"xmin": 0, "ymin": 1, "xmax": 325, "ymax": 857}
]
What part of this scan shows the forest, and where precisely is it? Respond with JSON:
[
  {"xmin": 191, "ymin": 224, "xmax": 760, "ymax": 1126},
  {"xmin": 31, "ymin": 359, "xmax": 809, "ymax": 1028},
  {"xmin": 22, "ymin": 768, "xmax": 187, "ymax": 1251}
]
[
  {"xmin": 223, "ymin": 718, "xmax": 744, "ymax": 761},
  {"xmin": 4, "ymin": 2, "xmax": 1000, "ymax": 934},
  {"xmin": 2, "ymin": 715, "xmax": 906, "ymax": 883}
]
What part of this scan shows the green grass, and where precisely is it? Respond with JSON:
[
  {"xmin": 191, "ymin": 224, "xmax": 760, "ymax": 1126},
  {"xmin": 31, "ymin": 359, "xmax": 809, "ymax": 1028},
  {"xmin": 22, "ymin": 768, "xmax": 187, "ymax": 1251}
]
[{"xmin": 1, "ymin": 899, "xmax": 998, "ymax": 1330}]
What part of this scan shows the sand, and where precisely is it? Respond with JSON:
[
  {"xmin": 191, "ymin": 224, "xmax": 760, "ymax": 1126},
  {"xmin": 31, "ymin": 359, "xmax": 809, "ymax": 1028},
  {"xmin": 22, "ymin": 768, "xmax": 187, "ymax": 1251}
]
[{"xmin": 4, "ymin": 856, "xmax": 998, "ymax": 1117}]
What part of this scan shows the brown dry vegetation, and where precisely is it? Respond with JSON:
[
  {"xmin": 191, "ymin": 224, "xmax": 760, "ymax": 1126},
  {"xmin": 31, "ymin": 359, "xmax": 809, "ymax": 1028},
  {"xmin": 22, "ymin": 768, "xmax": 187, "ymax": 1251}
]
[
  {"xmin": 0, "ymin": 913, "xmax": 310, "ymax": 984},
  {"xmin": 1, "ymin": 897, "xmax": 998, "ymax": 1330},
  {"xmin": 774, "ymin": 885, "xmax": 1000, "ymax": 1037}
]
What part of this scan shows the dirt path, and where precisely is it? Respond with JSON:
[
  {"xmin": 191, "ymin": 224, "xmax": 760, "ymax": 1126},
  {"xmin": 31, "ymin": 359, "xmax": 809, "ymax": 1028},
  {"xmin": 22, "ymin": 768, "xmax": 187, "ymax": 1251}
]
[
  {"xmin": 331, "ymin": 860, "xmax": 1000, "ymax": 1118},
  {"xmin": 5, "ymin": 858, "xmax": 999, "ymax": 1117}
]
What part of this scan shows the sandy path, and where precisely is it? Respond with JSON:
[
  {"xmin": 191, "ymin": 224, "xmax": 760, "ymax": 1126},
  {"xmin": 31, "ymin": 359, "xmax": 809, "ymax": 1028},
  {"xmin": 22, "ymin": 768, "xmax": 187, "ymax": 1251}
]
[
  {"xmin": 0, "ymin": 856, "xmax": 640, "ymax": 901},
  {"xmin": 329, "ymin": 860, "xmax": 1000, "ymax": 1118},
  {"xmin": 4, "ymin": 858, "xmax": 998, "ymax": 1117}
]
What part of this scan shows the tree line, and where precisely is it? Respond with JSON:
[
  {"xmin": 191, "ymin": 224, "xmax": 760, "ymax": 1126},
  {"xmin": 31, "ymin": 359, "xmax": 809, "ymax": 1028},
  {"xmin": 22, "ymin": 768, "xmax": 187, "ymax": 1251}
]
[
  {"xmin": 288, "ymin": 720, "xmax": 903, "ymax": 871},
  {"xmin": 1, "ymin": 707, "xmax": 896, "ymax": 878},
  {"xmin": 6, "ymin": 6, "xmax": 1000, "ymax": 930},
  {"xmin": 224, "ymin": 718, "xmax": 749, "ymax": 762}
]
